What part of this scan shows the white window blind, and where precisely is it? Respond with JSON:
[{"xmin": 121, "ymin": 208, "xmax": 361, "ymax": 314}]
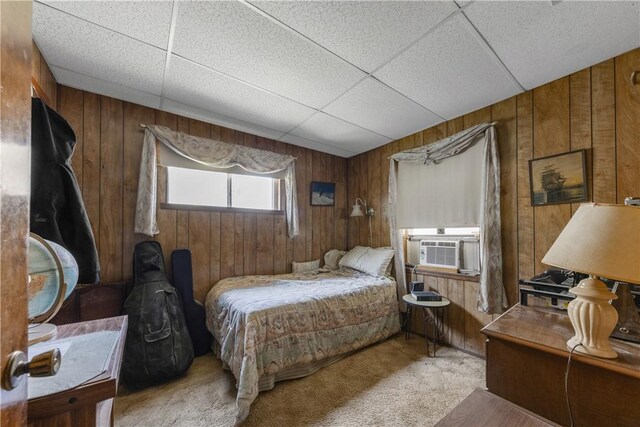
[{"xmin": 395, "ymin": 140, "xmax": 484, "ymax": 229}]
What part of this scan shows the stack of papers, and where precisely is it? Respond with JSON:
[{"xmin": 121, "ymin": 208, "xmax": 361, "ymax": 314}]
[{"xmin": 28, "ymin": 330, "xmax": 119, "ymax": 399}]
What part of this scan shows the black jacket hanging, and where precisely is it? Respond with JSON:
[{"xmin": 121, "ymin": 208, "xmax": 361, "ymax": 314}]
[{"xmin": 30, "ymin": 97, "xmax": 100, "ymax": 284}]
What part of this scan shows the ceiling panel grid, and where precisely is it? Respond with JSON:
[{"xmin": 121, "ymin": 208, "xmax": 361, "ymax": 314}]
[{"xmin": 33, "ymin": 0, "xmax": 640, "ymax": 157}]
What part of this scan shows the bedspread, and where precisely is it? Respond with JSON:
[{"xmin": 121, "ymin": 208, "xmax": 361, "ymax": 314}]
[{"xmin": 204, "ymin": 268, "xmax": 400, "ymax": 424}]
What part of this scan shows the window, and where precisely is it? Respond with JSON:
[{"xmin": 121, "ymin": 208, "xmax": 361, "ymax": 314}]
[
  {"xmin": 408, "ymin": 227, "xmax": 480, "ymax": 236},
  {"xmin": 167, "ymin": 167, "xmax": 280, "ymax": 211}
]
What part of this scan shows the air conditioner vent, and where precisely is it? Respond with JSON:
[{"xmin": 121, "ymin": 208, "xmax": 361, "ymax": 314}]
[{"xmin": 419, "ymin": 240, "xmax": 460, "ymax": 269}]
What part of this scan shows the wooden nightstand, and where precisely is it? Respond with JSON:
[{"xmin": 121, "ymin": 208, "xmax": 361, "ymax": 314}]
[{"xmin": 27, "ymin": 316, "xmax": 128, "ymax": 427}]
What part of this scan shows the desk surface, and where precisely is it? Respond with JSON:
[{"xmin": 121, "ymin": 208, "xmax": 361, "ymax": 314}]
[
  {"xmin": 28, "ymin": 316, "xmax": 127, "ymax": 421},
  {"xmin": 436, "ymin": 389, "xmax": 559, "ymax": 427},
  {"xmin": 482, "ymin": 304, "xmax": 640, "ymax": 379}
]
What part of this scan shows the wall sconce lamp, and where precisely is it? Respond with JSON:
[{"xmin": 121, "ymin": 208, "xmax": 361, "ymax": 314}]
[{"xmin": 351, "ymin": 198, "xmax": 374, "ymax": 247}]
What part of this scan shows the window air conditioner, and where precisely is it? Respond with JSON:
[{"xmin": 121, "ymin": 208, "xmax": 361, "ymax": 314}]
[{"xmin": 407, "ymin": 236, "xmax": 480, "ymax": 275}]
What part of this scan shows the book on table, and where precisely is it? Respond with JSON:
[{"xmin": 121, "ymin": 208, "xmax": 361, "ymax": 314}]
[{"xmin": 411, "ymin": 291, "xmax": 442, "ymax": 302}]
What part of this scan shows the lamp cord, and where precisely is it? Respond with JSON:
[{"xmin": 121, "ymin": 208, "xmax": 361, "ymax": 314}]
[{"xmin": 565, "ymin": 343, "xmax": 584, "ymax": 427}]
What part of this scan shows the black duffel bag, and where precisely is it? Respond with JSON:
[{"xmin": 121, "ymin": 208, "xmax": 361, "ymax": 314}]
[{"xmin": 121, "ymin": 241, "xmax": 194, "ymax": 389}]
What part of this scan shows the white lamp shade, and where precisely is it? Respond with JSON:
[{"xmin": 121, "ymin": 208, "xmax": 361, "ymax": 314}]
[
  {"xmin": 542, "ymin": 203, "xmax": 640, "ymax": 284},
  {"xmin": 350, "ymin": 203, "xmax": 364, "ymax": 217}
]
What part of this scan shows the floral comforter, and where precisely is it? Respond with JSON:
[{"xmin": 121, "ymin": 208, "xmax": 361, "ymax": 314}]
[{"xmin": 204, "ymin": 268, "xmax": 400, "ymax": 424}]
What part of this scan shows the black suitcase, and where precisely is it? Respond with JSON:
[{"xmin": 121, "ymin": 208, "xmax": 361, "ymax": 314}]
[{"xmin": 121, "ymin": 241, "xmax": 194, "ymax": 389}]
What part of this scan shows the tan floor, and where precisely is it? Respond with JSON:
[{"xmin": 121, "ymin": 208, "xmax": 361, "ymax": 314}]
[{"xmin": 114, "ymin": 334, "xmax": 485, "ymax": 427}]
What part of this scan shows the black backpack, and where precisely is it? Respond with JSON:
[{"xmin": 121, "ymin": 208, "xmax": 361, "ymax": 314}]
[{"xmin": 121, "ymin": 241, "xmax": 194, "ymax": 389}]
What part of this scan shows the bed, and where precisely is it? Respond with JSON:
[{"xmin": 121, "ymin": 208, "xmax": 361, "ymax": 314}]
[{"xmin": 205, "ymin": 265, "xmax": 400, "ymax": 424}]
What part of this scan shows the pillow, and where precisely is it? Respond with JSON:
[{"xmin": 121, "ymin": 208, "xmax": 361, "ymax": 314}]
[
  {"xmin": 324, "ymin": 249, "xmax": 347, "ymax": 270},
  {"xmin": 292, "ymin": 259, "xmax": 320, "ymax": 273},
  {"xmin": 339, "ymin": 246, "xmax": 394, "ymax": 277}
]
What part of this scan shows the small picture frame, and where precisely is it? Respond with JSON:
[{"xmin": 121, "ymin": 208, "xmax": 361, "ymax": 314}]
[
  {"xmin": 529, "ymin": 149, "xmax": 588, "ymax": 206},
  {"xmin": 310, "ymin": 181, "xmax": 335, "ymax": 206}
]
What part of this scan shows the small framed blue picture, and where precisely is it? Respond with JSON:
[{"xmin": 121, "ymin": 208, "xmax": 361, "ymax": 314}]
[{"xmin": 310, "ymin": 181, "xmax": 335, "ymax": 206}]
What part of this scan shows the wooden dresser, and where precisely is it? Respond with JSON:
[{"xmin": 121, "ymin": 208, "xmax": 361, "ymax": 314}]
[
  {"xmin": 27, "ymin": 316, "xmax": 127, "ymax": 426},
  {"xmin": 482, "ymin": 305, "xmax": 640, "ymax": 427}
]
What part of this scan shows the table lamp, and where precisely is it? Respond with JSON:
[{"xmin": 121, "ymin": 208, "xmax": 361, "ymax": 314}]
[{"xmin": 542, "ymin": 203, "xmax": 640, "ymax": 359}]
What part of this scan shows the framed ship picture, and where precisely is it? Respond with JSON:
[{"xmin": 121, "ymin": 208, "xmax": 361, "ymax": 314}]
[{"xmin": 529, "ymin": 150, "xmax": 588, "ymax": 206}]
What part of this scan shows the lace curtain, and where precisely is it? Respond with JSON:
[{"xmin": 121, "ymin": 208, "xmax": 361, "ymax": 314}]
[
  {"xmin": 389, "ymin": 122, "xmax": 506, "ymax": 314},
  {"xmin": 135, "ymin": 125, "xmax": 299, "ymax": 238}
]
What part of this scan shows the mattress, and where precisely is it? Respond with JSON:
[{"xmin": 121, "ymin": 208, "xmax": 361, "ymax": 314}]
[{"xmin": 204, "ymin": 267, "xmax": 400, "ymax": 424}]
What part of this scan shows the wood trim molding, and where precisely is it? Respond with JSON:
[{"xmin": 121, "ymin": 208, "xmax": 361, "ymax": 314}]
[
  {"xmin": 31, "ymin": 76, "xmax": 50, "ymax": 105},
  {"xmin": 160, "ymin": 203, "xmax": 285, "ymax": 216},
  {"xmin": 406, "ymin": 265, "xmax": 481, "ymax": 283}
]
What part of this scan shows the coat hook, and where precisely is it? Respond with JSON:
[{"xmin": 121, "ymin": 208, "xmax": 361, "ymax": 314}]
[{"xmin": 632, "ymin": 71, "xmax": 640, "ymax": 86}]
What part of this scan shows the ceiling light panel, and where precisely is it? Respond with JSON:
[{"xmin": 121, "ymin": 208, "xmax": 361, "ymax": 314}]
[
  {"xmin": 33, "ymin": 3, "xmax": 166, "ymax": 95},
  {"xmin": 374, "ymin": 14, "xmax": 521, "ymax": 119},
  {"xmin": 250, "ymin": 0, "xmax": 458, "ymax": 73},
  {"xmin": 289, "ymin": 112, "xmax": 392, "ymax": 153},
  {"xmin": 37, "ymin": 0, "xmax": 174, "ymax": 49},
  {"xmin": 464, "ymin": 1, "xmax": 640, "ymax": 90},
  {"xmin": 164, "ymin": 56, "xmax": 317, "ymax": 134},
  {"xmin": 324, "ymin": 77, "xmax": 443, "ymax": 139},
  {"xmin": 171, "ymin": 1, "xmax": 365, "ymax": 109}
]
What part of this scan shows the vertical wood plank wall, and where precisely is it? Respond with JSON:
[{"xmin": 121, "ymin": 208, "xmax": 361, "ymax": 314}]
[
  {"xmin": 33, "ymin": 41, "xmax": 640, "ymax": 356},
  {"xmin": 31, "ymin": 44, "xmax": 348, "ymax": 304},
  {"xmin": 348, "ymin": 48, "xmax": 640, "ymax": 356},
  {"xmin": 31, "ymin": 41, "xmax": 57, "ymax": 109},
  {"xmin": 55, "ymin": 89, "xmax": 348, "ymax": 302}
]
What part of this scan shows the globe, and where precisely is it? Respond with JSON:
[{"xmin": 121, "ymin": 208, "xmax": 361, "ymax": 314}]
[{"xmin": 28, "ymin": 234, "xmax": 79, "ymax": 322}]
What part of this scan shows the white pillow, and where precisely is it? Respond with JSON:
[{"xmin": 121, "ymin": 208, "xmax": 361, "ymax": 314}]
[
  {"xmin": 292, "ymin": 259, "xmax": 320, "ymax": 273},
  {"xmin": 339, "ymin": 246, "xmax": 394, "ymax": 277},
  {"xmin": 324, "ymin": 249, "xmax": 347, "ymax": 270}
]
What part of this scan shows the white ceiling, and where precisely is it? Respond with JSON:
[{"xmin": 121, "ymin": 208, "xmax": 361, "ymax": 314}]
[{"xmin": 33, "ymin": 0, "xmax": 640, "ymax": 158}]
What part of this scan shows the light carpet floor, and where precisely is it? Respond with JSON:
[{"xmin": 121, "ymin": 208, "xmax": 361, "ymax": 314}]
[{"xmin": 114, "ymin": 334, "xmax": 485, "ymax": 427}]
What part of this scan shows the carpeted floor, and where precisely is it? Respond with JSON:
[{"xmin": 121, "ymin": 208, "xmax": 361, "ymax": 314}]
[{"xmin": 114, "ymin": 334, "xmax": 485, "ymax": 427}]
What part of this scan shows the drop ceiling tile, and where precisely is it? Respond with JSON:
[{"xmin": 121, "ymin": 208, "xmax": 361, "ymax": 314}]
[
  {"xmin": 464, "ymin": 1, "xmax": 640, "ymax": 90},
  {"xmin": 374, "ymin": 14, "xmax": 521, "ymax": 119},
  {"xmin": 279, "ymin": 134, "xmax": 355, "ymax": 158},
  {"xmin": 250, "ymin": 0, "xmax": 458, "ymax": 72},
  {"xmin": 37, "ymin": 0, "xmax": 173, "ymax": 49},
  {"xmin": 324, "ymin": 77, "xmax": 443, "ymax": 139},
  {"xmin": 172, "ymin": 1, "xmax": 365, "ymax": 109},
  {"xmin": 289, "ymin": 112, "xmax": 392, "ymax": 153},
  {"xmin": 164, "ymin": 56, "xmax": 316, "ymax": 134},
  {"xmin": 51, "ymin": 66, "xmax": 162, "ymax": 109},
  {"xmin": 33, "ymin": 3, "xmax": 165, "ymax": 95},
  {"xmin": 162, "ymin": 99, "xmax": 287, "ymax": 142}
]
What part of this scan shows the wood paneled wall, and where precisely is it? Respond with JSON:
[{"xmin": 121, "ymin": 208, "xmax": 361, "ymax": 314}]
[
  {"xmin": 33, "ymin": 28, "xmax": 347, "ymax": 304},
  {"xmin": 32, "ymin": 38, "xmax": 640, "ymax": 355},
  {"xmin": 55, "ymin": 86, "xmax": 348, "ymax": 302},
  {"xmin": 349, "ymin": 48, "xmax": 640, "ymax": 356},
  {"xmin": 31, "ymin": 41, "xmax": 57, "ymax": 109}
]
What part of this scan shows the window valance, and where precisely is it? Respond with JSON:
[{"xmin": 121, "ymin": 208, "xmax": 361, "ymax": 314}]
[
  {"xmin": 135, "ymin": 125, "xmax": 299, "ymax": 238},
  {"xmin": 389, "ymin": 122, "xmax": 506, "ymax": 314}
]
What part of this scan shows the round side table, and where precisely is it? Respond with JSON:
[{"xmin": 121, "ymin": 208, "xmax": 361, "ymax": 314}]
[{"xmin": 402, "ymin": 293, "xmax": 451, "ymax": 357}]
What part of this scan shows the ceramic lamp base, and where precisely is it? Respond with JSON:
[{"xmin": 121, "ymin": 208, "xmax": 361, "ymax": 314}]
[{"xmin": 567, "ymin": 276, "xmax": 618, "ymax": 359}]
